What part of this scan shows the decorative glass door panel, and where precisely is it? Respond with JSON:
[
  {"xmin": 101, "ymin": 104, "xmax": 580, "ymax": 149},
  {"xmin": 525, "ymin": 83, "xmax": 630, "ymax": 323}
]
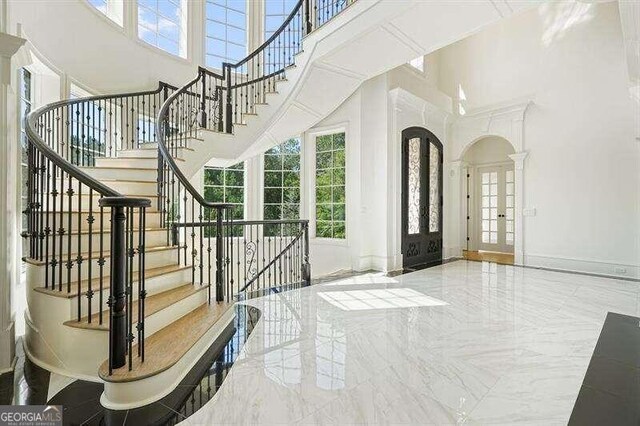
[{"xmin": 401, "ymin": 128, "xmax": 443, "ymax": 268}]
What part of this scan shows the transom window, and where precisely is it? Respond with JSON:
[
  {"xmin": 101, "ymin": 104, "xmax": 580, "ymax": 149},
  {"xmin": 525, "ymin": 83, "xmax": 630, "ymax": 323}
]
[
  {"xmin": 264, "ymin": 138, "xmax": 301, "ymax": 236},
  {"xmin": 138, "ymin": 0, "xmax": 184, "ymax": 56},
  {"xmin": 407, "ymin": 56, "xmax": 424, "ymax": 73},
  {"xmin": 315, "ymin": 132, "xmax": 346, "ymax": 239},
  {"xmin": 206, "ymin": 0, "xmax": 247, "ymax": 69}
]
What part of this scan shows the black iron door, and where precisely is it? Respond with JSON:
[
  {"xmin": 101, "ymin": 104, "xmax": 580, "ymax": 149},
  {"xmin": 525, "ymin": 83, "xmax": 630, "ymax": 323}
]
[{"xmin": 401, "ymin": 127, "xmax": 443, "ymax": 268}]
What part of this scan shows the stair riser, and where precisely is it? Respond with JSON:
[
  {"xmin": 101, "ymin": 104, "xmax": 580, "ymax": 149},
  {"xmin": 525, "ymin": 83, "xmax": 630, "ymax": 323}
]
[
  {"xmin": 38, "ymin": 229, "xmax": 169, "ymax": 256},
  {"xmin": 118, "ymin": 148, "xmax": 190, "ymax": 160},
  {"xmin": 36, "ymin": 211, "xmax": 162, "ymax": 232},
  {"xmin": 100, "ymin": 181, "xmax": 158, "ymax": 197},
  {"xmin": 95, "ymin": 158, "xmax": 161, "ymax": 169},
  {"xmin": 82, "ymin": 167, "xmax": 157, "ymax": 182},
  {"xmin": 26, "ymin": 248, "xmax": 181, "ymax": 286},
  {"xmin": 38, "ymin": 194, "xmax": 158, "ymax": 212},
  {"xmin": 29, "ymin": 266, "xmax": 192, "ymax": 322}
]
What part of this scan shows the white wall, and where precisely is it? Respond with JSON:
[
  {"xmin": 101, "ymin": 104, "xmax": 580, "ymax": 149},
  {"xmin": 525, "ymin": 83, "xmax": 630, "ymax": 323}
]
[
  {"xmin": 463, "ymin": 136, "xmax": 514, "ymax": 165},
  {"xmin": 439, "ymin": 2, "xmax": 640, "ymax": 278},
  {"xmin": 8, "ymin": 0, "xmax": 199, "ymax": 93}
]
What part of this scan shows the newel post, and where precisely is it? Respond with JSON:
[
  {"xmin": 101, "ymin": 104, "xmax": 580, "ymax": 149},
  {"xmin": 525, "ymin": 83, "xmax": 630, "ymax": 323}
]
[
  {"xmin": 214, "ymin": 206, "xmax": 225, "ymax": 302},
  {"xmin": 302, "ymin": 221, "xmax": 311, "ymax": 286},
  {"xmin": 101, "ymin": 196, "xmax": 151, "ymax": 373},
  {"xmin": 107, "ymin": 203, "xmax": 126, "ymax": 370}
]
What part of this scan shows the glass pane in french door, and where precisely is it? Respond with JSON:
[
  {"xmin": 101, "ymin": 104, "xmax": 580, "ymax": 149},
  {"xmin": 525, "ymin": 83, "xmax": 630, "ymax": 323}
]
[
  {"xmin": 481, "ymin": 171, "xmax": 498, "ymax": 245},
  {"xmin": 505, "ymin": 169, "xmax": 515, "ymax": 246}
]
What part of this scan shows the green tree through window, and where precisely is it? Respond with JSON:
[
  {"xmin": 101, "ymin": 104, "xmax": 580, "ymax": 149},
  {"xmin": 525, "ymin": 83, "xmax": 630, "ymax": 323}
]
[
  {"xmin": 204, "ymin": 162, "xmax": 244, "ymax": 236},
  {"xmin": 315, "ymin": 132, "xmax": 345, "ymax": 239},
  {"xmin": 264, "ymin": 138, "xmax": 301, "ymax": 236}
]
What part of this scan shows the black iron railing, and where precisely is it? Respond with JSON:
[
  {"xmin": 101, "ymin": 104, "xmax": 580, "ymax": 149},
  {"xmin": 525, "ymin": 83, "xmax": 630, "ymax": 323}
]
[
  {"xmin": 171, "ymin": 220, "xmax": 310, "ymax": 301},
  {"xmin": 25, "ymin": 0, "xmax": 353, "ymax": 378},
  {"xmin": 24, "ymin": 85, "xmax": 172, "ymax": 372}
]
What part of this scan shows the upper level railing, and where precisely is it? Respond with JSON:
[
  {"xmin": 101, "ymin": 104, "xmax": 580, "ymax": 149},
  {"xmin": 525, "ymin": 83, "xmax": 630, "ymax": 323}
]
[{"xmin": 156, "ymin": 0, "xmax": 354, "ymax": 298}]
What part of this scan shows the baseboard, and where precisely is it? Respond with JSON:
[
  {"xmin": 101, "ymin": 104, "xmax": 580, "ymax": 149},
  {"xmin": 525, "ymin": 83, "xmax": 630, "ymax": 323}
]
[
  {"xmin": 0, "ymin": 320, "xmax": 15, "ymax": 373},
  {"xmin": 524, "ymin": 254, "xmax": 640, "ymax": 281}
]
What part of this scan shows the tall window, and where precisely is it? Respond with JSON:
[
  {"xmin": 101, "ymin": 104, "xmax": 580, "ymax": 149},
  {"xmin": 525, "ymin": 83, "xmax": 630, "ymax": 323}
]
[
  {"xmin": 19, "ymin": 69, "xmax": 32, "ymax": 236},
  {"xmin": 206, "ymin": 0, "xmax": 247, "ymax": 69},
  {"xmin": 138, "ymin": 0, "xmax": 184, "ymax": 56},
  {"xmin": 264, "ymin": 138, "xmax": 301, "ymax": 236},
  {"xmin": 87, "ymin": 0, "xmax": 123, "ymax": 25},
  {"xmin": 264, "ymin": 0, "xmax": 299, "ymax": 72},
  {"xmin": 264, "ymin": 0, "xmax": 297, "ymax": 38},
  {"xmin": 315, "ymin": 132, "xmax": 345, "ymax": 239},
  {"xmin": 69, "ymin": 85, "xmax": 106, "ymax": 166},
  {"xmin": 204, "ymin": 162, "xmax": 245, "ymax": 221}
]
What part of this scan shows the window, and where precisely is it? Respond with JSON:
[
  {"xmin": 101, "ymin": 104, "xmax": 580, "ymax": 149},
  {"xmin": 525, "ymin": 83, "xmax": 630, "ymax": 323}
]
[
  {"xmin": 138, "ymin": 0, "xmax": 184, "ymax": 56},
  {"xmin": 264, "ymin": 0, "xmax": 300, "ymax": 72},
  {"xmin": 264, "ymin": 138, "xmax": 301, "ymax": 236},
  {"xmin": 69, "ymin": 85, "xmax": 106, "ymax": 166},
  {"xmin": 19, "ymin": 69, "xmax": 31, "ymax": 235},
  {"xmin": 87, "ymin": 0, "xmax": 123, "ymax": 25},
  {"xmin": 407, "ymin": 56, "xmax": 424, "ymax": 73},
  {"xmin": 206, "ymin": 0, "xmax": 247, "ymax": 69},
  {"xmin": 264, "ymin": 0, "xmax": 297, "ymax": 38},
  {"xmin": 204, "ymin": 162, "xmax": 245, "ymax": 222},
  {"xmin": 315, "ymin": 132, "xmax": 345, "ymax": 239}
]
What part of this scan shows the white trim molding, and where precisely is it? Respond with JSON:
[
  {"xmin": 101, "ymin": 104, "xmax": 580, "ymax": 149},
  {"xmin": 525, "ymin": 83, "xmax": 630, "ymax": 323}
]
[
  {"xmin": 0, "ymin": 30, "xmax": 27, "ymax": 373},
  {"xmin": 509, "ymin": 151, "xmax": 528, "ymax": 265}
]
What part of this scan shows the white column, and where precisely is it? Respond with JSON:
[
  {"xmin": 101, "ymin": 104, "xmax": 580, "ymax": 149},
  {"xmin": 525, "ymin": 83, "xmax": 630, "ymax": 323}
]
[
  {"xmin": 0, "ymin": 31, "xmax": 27, "ymax": 373},
  {"xmin": 509, "ymin": 151, "xmax": 528, "ymax": 265}
]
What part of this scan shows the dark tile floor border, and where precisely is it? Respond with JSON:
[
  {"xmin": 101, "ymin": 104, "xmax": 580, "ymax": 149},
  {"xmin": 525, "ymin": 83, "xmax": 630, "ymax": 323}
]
[
  {"xmin": 569, "ymin": 312, "xmax": 640, "ymax": 425},
  {"xmin": 4, "ymin": 304, "xmax": 260, "ymax": 426}
]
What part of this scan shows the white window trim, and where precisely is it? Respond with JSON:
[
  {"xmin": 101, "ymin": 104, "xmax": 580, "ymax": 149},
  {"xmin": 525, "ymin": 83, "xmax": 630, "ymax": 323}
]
[
  {"xmin": 260, "ymin": 138, "xmax": 303, "ymax": 223},
  {"xmin": 135, "ymin": 0, "xmax": 189, "ymax": 59},
  {"xmin": 305, "ymin": 123, "xmax": 349, "ymax": 245},
  {"xmin": 81, "ymin": 0, "xmax": 125, "ymax": 29}
]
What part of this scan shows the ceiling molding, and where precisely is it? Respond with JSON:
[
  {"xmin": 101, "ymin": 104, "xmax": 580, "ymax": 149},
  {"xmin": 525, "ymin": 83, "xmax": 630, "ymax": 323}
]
[
  {"xmin": 313, "ymin": 60, "xmax": 366, "ymax": 81},
  {"xmin": 389, "ymin": 87, "xmax": 452, "ymax": 122},
  {"xmin": 381, "ymin": 21, "xmax": 424, "ymax": 57}
]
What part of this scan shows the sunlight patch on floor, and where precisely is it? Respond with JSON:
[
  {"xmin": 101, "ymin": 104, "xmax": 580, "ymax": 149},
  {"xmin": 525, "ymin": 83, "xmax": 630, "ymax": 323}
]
[{"xmin": 318, "ymin": 288, "xmax": 447, "ymax": 311}]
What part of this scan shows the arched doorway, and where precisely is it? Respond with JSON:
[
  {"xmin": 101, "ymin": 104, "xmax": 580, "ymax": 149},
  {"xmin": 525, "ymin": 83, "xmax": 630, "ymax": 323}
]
[
  {"xmin": 400, "ymin": 127, "xmax": 443, "ymax": 269},
  {"xmin": 462, "ymin": 136, "xmax": 516, "ymax": 264}
]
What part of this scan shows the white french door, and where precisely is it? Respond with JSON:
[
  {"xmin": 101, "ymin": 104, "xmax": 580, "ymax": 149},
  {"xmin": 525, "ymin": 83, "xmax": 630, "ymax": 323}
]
[{"xmin": 477, "ymin": 165, "xmax": 514, "ymax": 253}]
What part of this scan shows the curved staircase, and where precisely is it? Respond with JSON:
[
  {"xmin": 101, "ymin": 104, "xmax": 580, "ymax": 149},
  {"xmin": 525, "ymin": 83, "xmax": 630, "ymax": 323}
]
[{"xmin": 22, "ymin": 0, "xmax": 542, "ymax": 410}]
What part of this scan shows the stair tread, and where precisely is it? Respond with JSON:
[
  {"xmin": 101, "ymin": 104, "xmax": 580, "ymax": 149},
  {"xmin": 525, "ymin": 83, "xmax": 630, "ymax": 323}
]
[
  {"xmin": 98, "ymin": 156, "xmax": 185, "ymax": 162},
  {"xmin": 39, "ymin": 226, "xmax": 165, "ymax": 236},
  {"xmin": 24, "ymin": 244, "xmax": 181, "ymax": 266},
  {"xmin": 34, "ymin": 264, "xmax": 191, "ymax": 298},
  {"xmin": 99, "ymin": 302, "xmax": 233, "ymax": 382},
  {"xmin": 63, "ymin": 283, "xmax": 207, "ymax": 331}
]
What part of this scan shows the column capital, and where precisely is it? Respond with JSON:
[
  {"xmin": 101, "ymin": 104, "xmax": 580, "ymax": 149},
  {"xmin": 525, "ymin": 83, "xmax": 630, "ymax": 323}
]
[
  {"xmin": 509, "ymin": 151, "xmax": 528, "ymax": 170},
  {"xmin": 0, "ymin": 32, "xmax": 26, "ymax": 85}
]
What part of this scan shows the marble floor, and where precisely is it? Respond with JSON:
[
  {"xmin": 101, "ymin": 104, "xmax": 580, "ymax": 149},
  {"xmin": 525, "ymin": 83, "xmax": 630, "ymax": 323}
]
[{"xmin": 182, "ymin": 260, "xmax": 640, "ymax": 425}]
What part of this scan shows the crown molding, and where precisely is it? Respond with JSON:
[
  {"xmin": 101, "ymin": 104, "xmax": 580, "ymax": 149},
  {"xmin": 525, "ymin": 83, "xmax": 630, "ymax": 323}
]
[{"xmin": 0, "ymin": 32, "xmax": 26, "ymax": 59}]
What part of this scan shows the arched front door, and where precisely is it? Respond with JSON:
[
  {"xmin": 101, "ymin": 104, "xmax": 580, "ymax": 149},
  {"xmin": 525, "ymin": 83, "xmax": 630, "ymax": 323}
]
[{"xmin": 401, "ymin": 127, "xmax": 443, "ymax": 268}]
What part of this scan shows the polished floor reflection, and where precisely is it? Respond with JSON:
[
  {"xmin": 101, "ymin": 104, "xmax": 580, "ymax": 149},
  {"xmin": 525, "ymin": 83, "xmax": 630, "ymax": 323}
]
[{"xmin": 183, "ymin": 260, "xmax": 640, "ymax": 425}]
